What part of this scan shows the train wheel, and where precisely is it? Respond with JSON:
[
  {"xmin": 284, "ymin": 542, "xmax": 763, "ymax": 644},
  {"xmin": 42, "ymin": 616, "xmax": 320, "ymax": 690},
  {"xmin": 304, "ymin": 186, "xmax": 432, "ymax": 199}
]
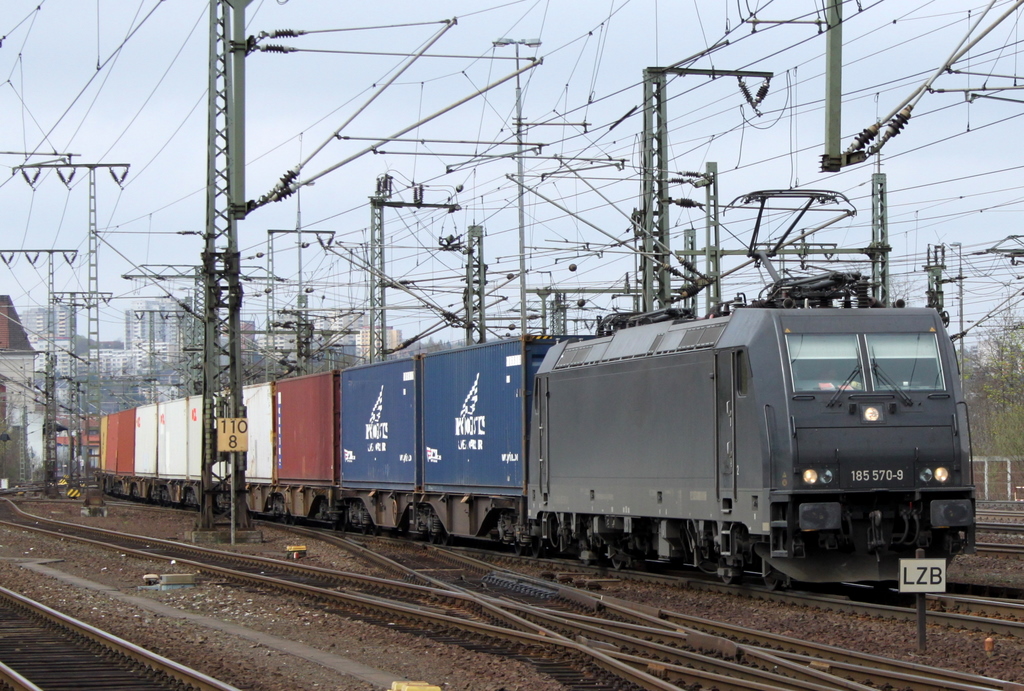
[
  {"xmin": 762, "ymin": 568, "xmax": 788, "ymax": 590},
  {"xmin": 720, "ymin": 572, "xmax": 741, "ymax": 585},
  {"xmin": 611, "ymin": 554, "xmax": 631, "ymax": 571},
  {"xmin": 531, "ymin": 540, "xmax": 548, "ymax": 558}
]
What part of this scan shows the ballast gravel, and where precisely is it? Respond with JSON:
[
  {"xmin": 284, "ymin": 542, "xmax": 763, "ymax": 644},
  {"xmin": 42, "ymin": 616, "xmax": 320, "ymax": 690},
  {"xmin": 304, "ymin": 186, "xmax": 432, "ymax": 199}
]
[{"xmin": 2, "ymin": 499, "xmax": 1023, "ymax": 689}]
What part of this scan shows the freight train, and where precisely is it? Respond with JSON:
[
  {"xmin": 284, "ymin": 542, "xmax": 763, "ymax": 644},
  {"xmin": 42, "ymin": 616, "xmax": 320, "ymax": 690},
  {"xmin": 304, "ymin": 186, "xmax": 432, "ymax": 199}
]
[{"xmin": 98, "ymin": 282, "xmax": 975, "ymax": 585}]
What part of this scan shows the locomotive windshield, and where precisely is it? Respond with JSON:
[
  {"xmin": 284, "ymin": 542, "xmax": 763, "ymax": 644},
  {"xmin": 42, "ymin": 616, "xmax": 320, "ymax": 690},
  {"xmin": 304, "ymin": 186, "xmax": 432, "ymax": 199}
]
[
  {"xmin": 787, "ymin": 332, "xmax": 944, "ymax": 392},
  {"xmin": 866, "ymin": 333, "xmax": 943, "ymax": 391},
  {"xmin": 787, "ymin": 334, "xmax": 863, "ymax": 392}
]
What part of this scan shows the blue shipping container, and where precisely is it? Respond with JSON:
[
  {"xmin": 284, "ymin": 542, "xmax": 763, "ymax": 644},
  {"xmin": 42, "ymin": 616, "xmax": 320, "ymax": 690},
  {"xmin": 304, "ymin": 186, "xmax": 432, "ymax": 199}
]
[
  {"xmin": 340, "ymin": 358, "xmax": 420, "ymax": 490},
  {"xmin": 421, "ymin": 337, "xmax": 556, "ymax": 494}
]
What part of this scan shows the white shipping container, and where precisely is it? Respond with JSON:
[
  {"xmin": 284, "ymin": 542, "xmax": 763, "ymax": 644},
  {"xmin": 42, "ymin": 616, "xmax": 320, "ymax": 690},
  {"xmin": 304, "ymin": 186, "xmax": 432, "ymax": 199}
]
[
  {"xmin": 158, "ymin": 398, "xmax": 191, "ymax": 479},
  {"xmin": 134, "ymin": 403, "xmax": 159, "ymax": 476},
  {"xmin": 244, "ymin": 383, "xmax": 275, "ymax": 483}
]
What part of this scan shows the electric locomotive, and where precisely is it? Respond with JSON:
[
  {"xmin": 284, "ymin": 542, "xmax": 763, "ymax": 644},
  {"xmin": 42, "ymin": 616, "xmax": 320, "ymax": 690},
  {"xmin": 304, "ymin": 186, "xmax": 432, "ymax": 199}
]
[{"xmin": 525, "ymin": 284, "xmax": 974, "ymax": 584}]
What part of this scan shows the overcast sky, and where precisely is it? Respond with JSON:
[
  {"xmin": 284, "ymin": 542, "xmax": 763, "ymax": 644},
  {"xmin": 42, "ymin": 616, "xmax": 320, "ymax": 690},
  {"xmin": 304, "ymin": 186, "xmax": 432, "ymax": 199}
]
[{"xmin": 2, "ymin": 0, "xmax": 1023, "ymax": 352}]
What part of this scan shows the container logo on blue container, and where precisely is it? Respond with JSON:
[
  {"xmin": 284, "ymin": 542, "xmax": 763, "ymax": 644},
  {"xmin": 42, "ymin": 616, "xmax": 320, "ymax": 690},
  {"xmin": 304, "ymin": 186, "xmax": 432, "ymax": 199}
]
[
  {"xmin": 456, "ymin": 373, "xmax": 486, "ymax": 450},
  {"xmin": 365, "ymin": 385, "xmax": 389, "ymax": 452}
]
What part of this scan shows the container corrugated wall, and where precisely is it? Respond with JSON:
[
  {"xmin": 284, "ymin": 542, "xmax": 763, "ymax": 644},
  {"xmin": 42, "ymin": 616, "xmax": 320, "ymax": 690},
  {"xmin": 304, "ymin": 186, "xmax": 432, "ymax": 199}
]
[
  {"xmin": 421, "ymin": 338, "xmax": 555, "ymax": 494},
  {"xmin": 134, "ymin": 404, "xmax": 158, "ymax": 476},
  {"xmin": 275, "ymin": 371, "xmax": 338, "ymax": 484},
  {"xmin": 340, "ymin": 358, "xmax": 419, "ymax": 490},
  {"xmin": 113, "ymin": 408, "xmax": 136, "ymax": 475},
  {"xmin": 244, "ymin": 382, "xmax": 275, "ymax": 483}
]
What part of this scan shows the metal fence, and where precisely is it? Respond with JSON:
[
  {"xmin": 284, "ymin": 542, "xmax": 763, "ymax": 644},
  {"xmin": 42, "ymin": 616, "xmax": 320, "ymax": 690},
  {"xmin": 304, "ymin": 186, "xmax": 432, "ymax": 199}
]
[{"xmin": 972, "ymin": 456, "xmax": 1024, "ymax": 501}]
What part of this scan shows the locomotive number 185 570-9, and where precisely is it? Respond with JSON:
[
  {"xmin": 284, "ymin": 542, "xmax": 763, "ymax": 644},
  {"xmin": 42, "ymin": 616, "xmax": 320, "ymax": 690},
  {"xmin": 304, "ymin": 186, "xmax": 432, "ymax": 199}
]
[{"xmin": 850, "ymin": 469, "xmax": 904, "ymax": 482}]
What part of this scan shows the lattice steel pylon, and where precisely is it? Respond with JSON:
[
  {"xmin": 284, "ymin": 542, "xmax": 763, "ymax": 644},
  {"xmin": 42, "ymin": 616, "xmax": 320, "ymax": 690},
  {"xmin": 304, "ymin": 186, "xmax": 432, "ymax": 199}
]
[
  {"xmin": 464, "ymin": 225, "xmax": 486, "ymax": 344},
  {"xmin": 368, "ymin": 174, "xmax": 392, "ymax": 364},
  {"xmin": 201, "ymin": 0, "xmax": 253, "ymax": 533},
  {"xmin": 12, "ymin": 162, "xmax": 127, "ymax": 481}
]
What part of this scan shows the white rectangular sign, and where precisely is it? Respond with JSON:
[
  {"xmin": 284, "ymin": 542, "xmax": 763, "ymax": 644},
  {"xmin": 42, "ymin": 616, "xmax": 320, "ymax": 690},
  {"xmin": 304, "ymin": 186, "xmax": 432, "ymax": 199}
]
[{"xmin": 898, "ymin": 558, "xmax": 946, "ymax": 593}]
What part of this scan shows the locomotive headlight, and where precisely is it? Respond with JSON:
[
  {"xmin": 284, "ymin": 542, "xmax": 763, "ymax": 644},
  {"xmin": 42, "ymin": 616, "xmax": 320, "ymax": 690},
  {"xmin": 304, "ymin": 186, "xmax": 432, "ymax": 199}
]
[
  {"xmin": 862, "ymin": 406, "xmax": 881, "ymax": 423},
  {"xmin": 802, "ymin": 469, "xmax": 819, "ymax": 484},
  {"xmin": 820, "ymin": 469, "xmax": 834, "ymax": 484},
  {"xmin": 919, "ymin": 468, "xmax": 934, "ymax": 482},
  {"xmin": 934, "ymin": 466, "xmax": 950, "ymax": 483}
]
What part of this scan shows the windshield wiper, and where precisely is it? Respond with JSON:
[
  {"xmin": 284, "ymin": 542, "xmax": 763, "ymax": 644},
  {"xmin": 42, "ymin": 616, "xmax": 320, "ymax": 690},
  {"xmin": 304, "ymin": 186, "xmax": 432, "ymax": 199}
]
[
  {"xmin": 826, "ymin": 365, "xmax": 861, "ymax": 408},
  {"xmin": 872, "ymin": 359, "xmax": 913, "ymax": 406}
]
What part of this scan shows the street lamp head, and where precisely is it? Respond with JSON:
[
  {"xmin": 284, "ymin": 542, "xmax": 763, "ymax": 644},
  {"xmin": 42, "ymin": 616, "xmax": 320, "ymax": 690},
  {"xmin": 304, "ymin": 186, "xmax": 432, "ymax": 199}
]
[{"xmin": 493, "ymin": 38, "xmax": 514, "ymax": 46}]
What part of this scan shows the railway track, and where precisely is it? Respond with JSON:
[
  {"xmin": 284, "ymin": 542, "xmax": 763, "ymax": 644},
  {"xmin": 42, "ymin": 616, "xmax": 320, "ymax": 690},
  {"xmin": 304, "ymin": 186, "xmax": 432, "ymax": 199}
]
[
  {"xmin": 0, "ymin": 500, "xmax": 663, "ymax": 690},
  {"xmin": 7, "ymin": 499, "xmax": 1024, "ymax": 691},
  {"xmin": 269, "ymin": 525, "xmax": 1024, "ymax": 691},
  {"xmin": 0, "ymin": 584, "xmax": 240, "ymax": 691},
  {"xmin": 977, "ymin": 541, "xmax": 1024, "ymax": 558}
]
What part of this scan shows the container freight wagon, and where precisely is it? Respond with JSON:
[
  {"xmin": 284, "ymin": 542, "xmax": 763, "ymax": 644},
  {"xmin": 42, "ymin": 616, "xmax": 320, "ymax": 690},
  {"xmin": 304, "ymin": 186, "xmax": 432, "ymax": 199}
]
[
  {"xmin": 341, "ymin": 337, "xmax": 558, "ymax": 544},
  {"xmin": 99, "ymin": 398, "xmax": 204, "ymax": 506},
  {"xmin": 248, "ymin": 371, "xmax": 340, "ymax": 522},
  {"xmin": 337, "ymin": 358, "xmax": 421, "ymax": 532}
]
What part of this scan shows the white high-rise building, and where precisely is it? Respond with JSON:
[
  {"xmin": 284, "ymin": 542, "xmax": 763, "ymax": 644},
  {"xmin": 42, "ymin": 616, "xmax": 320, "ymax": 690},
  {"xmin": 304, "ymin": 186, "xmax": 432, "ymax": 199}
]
[{"xmin": 124, "ymin": 298, "xmax": 185, "ymax": 356}]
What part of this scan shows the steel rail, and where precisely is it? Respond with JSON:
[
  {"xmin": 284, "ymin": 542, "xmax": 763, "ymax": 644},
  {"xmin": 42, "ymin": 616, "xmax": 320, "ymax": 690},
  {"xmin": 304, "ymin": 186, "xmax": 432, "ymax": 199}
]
[
  {"xmin": 1, "ymin": 503, "xmax": 680, "ymax": 691},
  {"xmin": 0, "ymin": 586, "xmax": 241, "ymax": 691},
  {"xmin": 277, "ymin": 529, "xmax": 849, "ymax": 690},
  {"xmin": 0, "ymin": 660, "xmax": 42, "ymax": 691},
  {"xmin": 351, "ymin": 538, "xmax": 1020, "ymax": 690},
  {"xmin": 7, "ymin": 502, "xmax": 1022, "ymax": 690},
  {"xmin": 274, "ymin": 524, "xmax": 1020, "ymax": 691},
  {"xmin": 976, "ymin": 522, "xmax": 1024, "ymax": 533},
  {"xmin": 977, "ymin": 542, "xmax": 1024, "ymax": 558}
]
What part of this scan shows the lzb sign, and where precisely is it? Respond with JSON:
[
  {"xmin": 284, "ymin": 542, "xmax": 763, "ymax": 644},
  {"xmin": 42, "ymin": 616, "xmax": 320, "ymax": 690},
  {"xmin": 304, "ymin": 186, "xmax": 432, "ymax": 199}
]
[
  {"xmin": 898, "ymin": 558, "xmax": 946, "ymax": 593},
  {"xmin": 217, "ymin": 417, "xmax": 249, "ymax": 452}
]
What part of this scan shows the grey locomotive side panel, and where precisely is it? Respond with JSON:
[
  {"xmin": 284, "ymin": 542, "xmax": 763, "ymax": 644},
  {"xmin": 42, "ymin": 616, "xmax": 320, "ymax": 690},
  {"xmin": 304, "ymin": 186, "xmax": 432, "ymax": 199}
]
[{"xmin": 537, "ymin": 350, "xmax": 717, "ymax": 518}]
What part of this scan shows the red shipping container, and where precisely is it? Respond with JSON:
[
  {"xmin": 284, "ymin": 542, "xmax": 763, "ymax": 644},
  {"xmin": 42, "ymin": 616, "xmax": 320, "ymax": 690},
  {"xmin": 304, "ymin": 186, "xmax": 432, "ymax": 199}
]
[
  {"xmin": 275, "ymin": 371, "xmax": 339, "ymax": 484},
  {"xmin": 110, "ymin": 408, "xmax": 136, "ymax": 476}
]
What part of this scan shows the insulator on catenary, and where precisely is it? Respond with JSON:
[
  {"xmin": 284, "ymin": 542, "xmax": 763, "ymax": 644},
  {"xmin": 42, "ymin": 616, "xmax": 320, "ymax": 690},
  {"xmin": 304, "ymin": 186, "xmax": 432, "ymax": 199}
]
[
  {"xmin": 259, "ymin": 44, "xmax": 297, "ymax": 54},
  {"xmin": 259, "ymin": 29, "xmax": 305, "ymax": 39},
  {"xmin": 738, "ymin": 78, "xmax": 753, "ymax": 103},
  {"xmin": 884, "ymin": 106, "xmax": 912, "ymax": 138},
  {"xmin": 850, "ymin": 123, "xmax": 880, "ymax": 151}
]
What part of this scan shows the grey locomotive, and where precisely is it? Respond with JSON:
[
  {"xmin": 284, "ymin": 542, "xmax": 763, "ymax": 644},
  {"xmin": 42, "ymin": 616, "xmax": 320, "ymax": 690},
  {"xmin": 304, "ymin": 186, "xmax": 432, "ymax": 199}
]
[{"xmin": 526, "ymin": 303, "xmax": 974, "ymax": 585}]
